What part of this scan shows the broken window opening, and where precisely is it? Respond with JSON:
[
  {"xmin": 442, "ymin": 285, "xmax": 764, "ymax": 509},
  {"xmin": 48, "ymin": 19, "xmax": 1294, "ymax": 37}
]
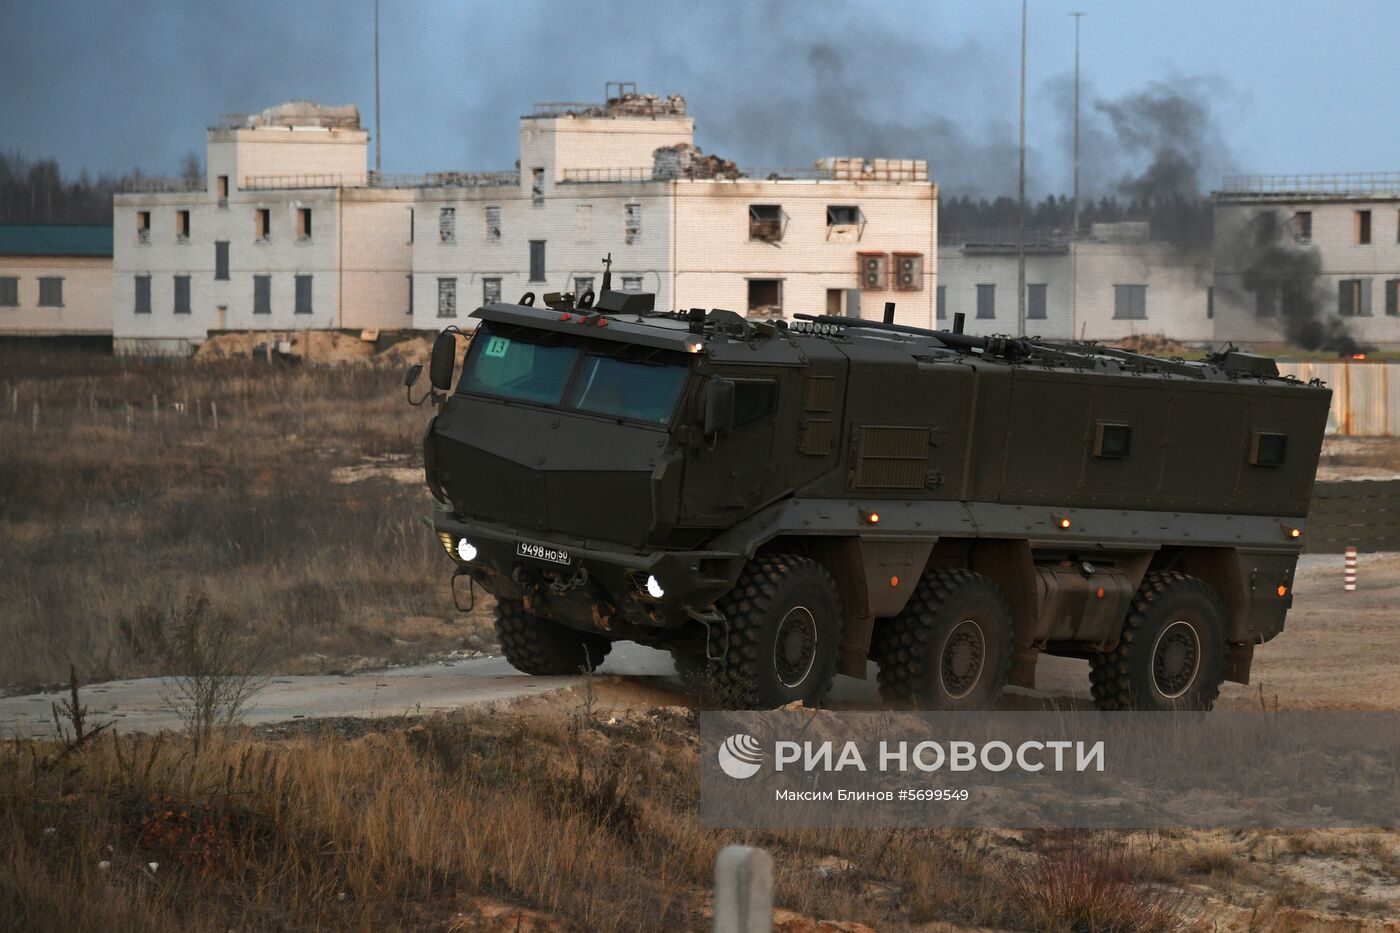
[
  {"xmin": 137, "ymin": 211, "xmax": 151, "ymax": 242},
  {"xmin": 1338, "ymin": 278, "xmax": 1371, "ymax": 317},
  {"xmin": 217, "ymin": 175, "xmax": 229, "ymax": 206},
  {"xmin": 485, "ymin": 205, "xmax": 501, "ymax": 241},
  {"xmin": 1291, "ymin": 210, "xmax": 1312, "ymax": 243},
  {"xmin": 439, "ymin": 207, "xmax": 456, "ymax": 243},
  {"xmin": 1354, "ymin": 209, "xmax": 1372, "ymax": 245},
  {"xmin": 438, "ymin": 277, "xmax": 457, "ymax": 317},
  {"xmin": 483, "ymin": 277, "xmax": 502, "ymax": 305},
  {"xmin": 749, "ymin": 204, "xmax": 785, "ymax": 243},
  {"xmin": 176, "ymin": 210, "xmax": 190, "ymax": 241},
  {"xmin": 747, "ymin": 278, "xmax": 783, "ymax": 317},
  {"xmin": 625, "ymin": 202, "xmax": 641, "ymax": 244},
  {"xmin": 531, "ymin": 167, "xmax": 545, "ymax": 205},
  {"xmin": 576, "ymin": 204, "xmax": 594, "ymax": 241},
  {"xmin": 255, "ymin": 208, "xmax": 270, "ymax": 241},
  {"xmin": 297, "ymin": 207, "xmax": 312, "ymax": 240}
]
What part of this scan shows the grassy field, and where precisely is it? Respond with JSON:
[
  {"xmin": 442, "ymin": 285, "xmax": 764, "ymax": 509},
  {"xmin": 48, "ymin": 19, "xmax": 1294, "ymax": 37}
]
[
  {"xmin": 6, "ymin": 695, "xmax": 1399, "ymax": 932},
  {"xmin": 0, "ymin": 345, "xmax": 491, "ymax": 691}
]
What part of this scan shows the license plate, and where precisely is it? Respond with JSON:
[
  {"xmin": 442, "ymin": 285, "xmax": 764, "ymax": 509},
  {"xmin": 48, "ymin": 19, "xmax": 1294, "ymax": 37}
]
[{"xmin": 516, "ymin": 541, "xmax": 572, "ymax": 565}]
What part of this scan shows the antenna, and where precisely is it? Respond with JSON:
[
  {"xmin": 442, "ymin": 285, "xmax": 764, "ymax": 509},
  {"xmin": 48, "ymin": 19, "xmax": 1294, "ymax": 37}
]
[
  {"xmin": 601, "ymin": 252, "xmax": 613, "ymax": 293},
  {"xmin": 373, "ymin": 0, "xmax": 382, "ymax": 175}
]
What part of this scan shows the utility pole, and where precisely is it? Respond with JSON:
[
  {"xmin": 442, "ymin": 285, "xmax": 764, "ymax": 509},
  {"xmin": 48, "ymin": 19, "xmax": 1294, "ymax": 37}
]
[
  {"xmin": 1070, "ymin": 11, "xmax": 1085, "ymax": 337},
  {"xmin": 373, "ymin": 0, "xmax": 382, "ymax": 176},
  {"xmin": 1071, "ymin": 12, "xmax": 1085, "ymax": 236},
  {"xmin": 1017, "ymin": 0, "xmax": 1028, "ymax": 337}
]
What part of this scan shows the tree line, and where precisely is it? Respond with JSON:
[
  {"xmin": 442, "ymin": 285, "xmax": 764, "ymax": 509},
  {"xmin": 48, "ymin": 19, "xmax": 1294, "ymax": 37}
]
[{"xmin": 0, "ymin": 150, "xmax": 201, "ymax": 225}]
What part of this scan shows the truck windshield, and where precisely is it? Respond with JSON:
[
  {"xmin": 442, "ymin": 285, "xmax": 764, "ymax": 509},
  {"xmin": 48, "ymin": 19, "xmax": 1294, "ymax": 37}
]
[
  {"xmin": 457, "ymin": 326, "xmax": 690, "ymax": 425},
  {"xmin": 567, "ymin": 355, "xmax": 689, "ymax": 425}
]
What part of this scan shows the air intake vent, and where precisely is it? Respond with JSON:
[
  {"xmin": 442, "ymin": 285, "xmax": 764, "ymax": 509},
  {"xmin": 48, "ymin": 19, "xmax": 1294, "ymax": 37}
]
[
  {"xmin": 804, "ymin": 376, "xmax": 835, "ymax": 411},
  {"xmin": 854, "ymin": 426, "xmax": 930, "ymax": 488}
]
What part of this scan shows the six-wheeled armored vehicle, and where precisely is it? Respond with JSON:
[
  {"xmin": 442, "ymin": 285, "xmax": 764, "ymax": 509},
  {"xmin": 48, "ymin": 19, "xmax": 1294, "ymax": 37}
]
[{"xmin": 407, "ymin": 280, "xmax": 1330, "ymax": 711}]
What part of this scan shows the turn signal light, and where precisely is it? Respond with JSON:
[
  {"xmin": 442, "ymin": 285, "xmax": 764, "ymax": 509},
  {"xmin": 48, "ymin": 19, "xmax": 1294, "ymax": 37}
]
[
  {"xmin": 1095, "ymin": 587, "xmax": 1105, "ymax": 599},
  {"xmin": 860, "ymin": 509, "xmax": 880, "ymax": 524},
  {"xmin": 1288, "ymin": 528, "xmax": 1301, "ymax": 539},
  {"xmin": 1277, "ymin": 585, "xmax": 1288, "ymax": 597},
  {"xmin": 890, "ymin": 576, "xmax": 900, "ymax": 588},
  {"xmin": 1058, "ymin": 517, "xmax": 1072, "ymax": 529},
  {"xmin": 559, "ymin": 313, "xmax": 572, "ymax": 322}
]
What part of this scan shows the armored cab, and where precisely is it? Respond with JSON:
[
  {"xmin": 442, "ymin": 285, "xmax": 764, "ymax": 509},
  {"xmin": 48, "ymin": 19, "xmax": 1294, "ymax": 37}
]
[{"xmin": 411, "ymin": 286, "xmax": 1330, "ymax": 712}]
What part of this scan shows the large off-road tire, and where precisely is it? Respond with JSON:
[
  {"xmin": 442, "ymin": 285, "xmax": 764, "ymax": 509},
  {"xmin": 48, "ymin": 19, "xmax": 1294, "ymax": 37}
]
[
  {"xmin": 494, "ymin": 599, "xmax": 612, "ymax": 675},
  {"xmin": 1089, "ymin": 571, "xmax": 1227, "ymax": 711},
  {"xmin": 871, "ymin": 569, "xmax": 1013, "ymax": 710},
  {"xmin": 710, "ymin": 554, "xmax": 842, "ymax": 710}
]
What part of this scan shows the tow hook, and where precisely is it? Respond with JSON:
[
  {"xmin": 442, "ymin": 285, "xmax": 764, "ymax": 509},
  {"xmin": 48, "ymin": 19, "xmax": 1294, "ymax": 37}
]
[
  {"xmin": 688, "ymin": 607, "xmax": 729, "ymax": 662},
  {"xmin": 450, "ymin": 568, "xmax": 475, "ymax": 613},
  {"xmin": 546, "ymin": 566, "xmax": 589, "ymax": 596}
]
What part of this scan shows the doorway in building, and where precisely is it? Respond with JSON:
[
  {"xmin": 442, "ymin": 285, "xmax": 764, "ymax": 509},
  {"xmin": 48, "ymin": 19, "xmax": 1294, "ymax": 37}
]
[{"xmin": 826, "ymin": 288, "xmax": 843, "ymax": 316}]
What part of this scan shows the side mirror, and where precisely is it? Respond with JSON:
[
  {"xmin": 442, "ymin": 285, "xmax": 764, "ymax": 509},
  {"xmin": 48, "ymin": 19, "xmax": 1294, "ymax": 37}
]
[
  {"xmin": 703, "ymin": 378, "xmax": 736, "ymax": 438},
  {"xmin": 429, "ymin": 331, "xmax": 457, "ymax": 391},
  {"xmin": 403, "ymin": 363, "xmax": 422, "ymax": 388}
]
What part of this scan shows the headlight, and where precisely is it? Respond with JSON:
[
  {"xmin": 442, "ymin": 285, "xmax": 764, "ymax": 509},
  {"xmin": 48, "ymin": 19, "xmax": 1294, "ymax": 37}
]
[
  {"xmin": 456, "ymin": 539, "xmax": 478, "ymax": 562},
  {"xmin": 645, "ymin": 575, "xmax": 665, "ymax": 599}
]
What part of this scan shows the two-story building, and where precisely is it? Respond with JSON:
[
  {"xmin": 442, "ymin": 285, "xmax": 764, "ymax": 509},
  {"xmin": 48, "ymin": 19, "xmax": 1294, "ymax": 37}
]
[
  {"xmin": 1214, "ymin": 173, "xmax": 1400, "ymax": 349},
  {"xmin": 937, "ymin": 223, "xmax": 1213, "ymax": 343}
]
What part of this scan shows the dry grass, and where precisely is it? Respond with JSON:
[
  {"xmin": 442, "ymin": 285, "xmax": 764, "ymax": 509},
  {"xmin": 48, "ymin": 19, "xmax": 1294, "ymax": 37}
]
[{"xmin": 0, "ymin": 346, "xmax": 491, "ymax": 690}]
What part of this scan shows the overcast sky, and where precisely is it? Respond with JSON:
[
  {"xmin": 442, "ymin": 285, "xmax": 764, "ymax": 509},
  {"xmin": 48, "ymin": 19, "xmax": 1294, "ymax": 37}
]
[{"xmin": 2, "ymin": 0, "xmax": 1395, "ymax": 198}]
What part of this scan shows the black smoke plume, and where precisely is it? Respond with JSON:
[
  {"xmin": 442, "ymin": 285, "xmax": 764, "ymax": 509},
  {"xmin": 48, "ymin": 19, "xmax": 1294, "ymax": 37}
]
[{"xmin": 1234, "ymin": 211, "xmax": 1368, "ymax": 355}]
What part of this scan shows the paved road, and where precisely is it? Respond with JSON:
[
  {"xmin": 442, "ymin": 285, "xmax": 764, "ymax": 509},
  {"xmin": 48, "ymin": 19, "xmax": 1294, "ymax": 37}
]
[
  {"xmin": 0, "ymin": 642, "xmax": 1101, "ymax": 739},
  {"xmin": 7, "ymin": 551, "xmax": 1381, "ymax": 738}
]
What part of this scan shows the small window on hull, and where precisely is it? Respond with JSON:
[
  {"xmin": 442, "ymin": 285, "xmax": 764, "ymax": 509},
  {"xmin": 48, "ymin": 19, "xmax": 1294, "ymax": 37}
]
[
  {"xmin": 1094, "ymin": 422, "xmax": 1132, "ymax": 459},
  {"xmin": 1251, "ymin": 432, "xmax": 1288, "ymax": 467}
]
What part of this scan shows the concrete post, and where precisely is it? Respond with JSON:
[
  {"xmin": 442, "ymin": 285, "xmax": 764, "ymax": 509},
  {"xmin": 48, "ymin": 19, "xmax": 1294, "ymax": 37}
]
[{"xmin": 714, "ymin": 844, "xmax": 773, "ymax": 933}]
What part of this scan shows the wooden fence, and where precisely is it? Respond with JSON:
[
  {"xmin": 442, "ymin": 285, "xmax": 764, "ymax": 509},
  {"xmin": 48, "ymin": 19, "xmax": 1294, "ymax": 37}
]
[{"xmin": 1306, "ymin": 479, "xmax": 1400, "ymax": 553}]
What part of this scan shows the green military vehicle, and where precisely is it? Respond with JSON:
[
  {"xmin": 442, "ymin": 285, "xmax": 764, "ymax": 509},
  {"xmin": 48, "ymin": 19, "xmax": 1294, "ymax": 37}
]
[{"xmin": 405, "ymin": 273, "xmax": 1330, "ymax": 712}]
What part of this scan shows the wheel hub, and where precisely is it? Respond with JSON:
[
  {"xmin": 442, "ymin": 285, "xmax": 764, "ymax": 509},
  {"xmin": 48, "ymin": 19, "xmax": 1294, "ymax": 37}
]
[
  {"xmin": 1152, "ymin": 620, "xmax": 1201, "ymax": 699},
  {"xmin": 773, "ymin": 606, "xmax": 818, "ymax": 688},
  {"xmin": 940, "ymin": 619, "xmax": 986, "ymax": 699}
]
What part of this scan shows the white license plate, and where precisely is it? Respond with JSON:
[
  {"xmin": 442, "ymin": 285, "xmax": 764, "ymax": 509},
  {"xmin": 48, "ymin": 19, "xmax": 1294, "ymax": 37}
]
[{"xmin": 516, "ymin": 541, "xmax": 572, "ymax": 565}]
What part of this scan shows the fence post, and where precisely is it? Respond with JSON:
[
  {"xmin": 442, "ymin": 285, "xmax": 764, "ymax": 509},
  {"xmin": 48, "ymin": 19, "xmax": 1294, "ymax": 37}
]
[
  {"xmin": 211, "ymin": 401, "xmax": 219, "ymax": 431},
  {"xmin": 714, "ymin": 845, "xmax": 773, "ymax": 933},
  {"xmin": 1345, "ymin": 546, "xmax": 1357, "ymax": 592}
]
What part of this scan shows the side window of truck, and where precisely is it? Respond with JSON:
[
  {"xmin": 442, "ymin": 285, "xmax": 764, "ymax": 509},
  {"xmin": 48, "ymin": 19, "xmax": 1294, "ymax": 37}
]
[{"xmin": 732, "ymin": 380, "xmax": 778, "ymax": 428}]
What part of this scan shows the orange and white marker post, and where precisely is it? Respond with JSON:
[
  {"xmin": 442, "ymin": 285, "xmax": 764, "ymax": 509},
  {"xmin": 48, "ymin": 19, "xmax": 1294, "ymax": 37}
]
[{"xmin": 1344, "ymin": 546, "xmax": 1358, "ymax": 592}]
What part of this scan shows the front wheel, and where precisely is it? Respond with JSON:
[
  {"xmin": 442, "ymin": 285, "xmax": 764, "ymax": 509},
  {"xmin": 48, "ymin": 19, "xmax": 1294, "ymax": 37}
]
[
  {"xmin": 710, "ymin": 554, "xmax": 842, "ymax": 710},
  {"xmin": 494, "ymin": 599, "xmax": 612, "ymax": 675},
  {"xmin": 1090, "ymin": 571, "xmax": 1227, "ymax": 711}
]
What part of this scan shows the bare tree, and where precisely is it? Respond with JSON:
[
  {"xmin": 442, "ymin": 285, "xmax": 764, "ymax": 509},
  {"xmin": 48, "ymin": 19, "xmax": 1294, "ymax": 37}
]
[{"xmin": 157, "ymin": 594, "xmax": 267, "ymax": 751}]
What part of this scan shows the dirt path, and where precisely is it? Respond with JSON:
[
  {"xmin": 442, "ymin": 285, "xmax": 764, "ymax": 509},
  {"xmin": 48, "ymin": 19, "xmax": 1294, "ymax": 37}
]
[{"xmin": 4, "ymin": 551, "xmax": 1396, "ymax": 738}]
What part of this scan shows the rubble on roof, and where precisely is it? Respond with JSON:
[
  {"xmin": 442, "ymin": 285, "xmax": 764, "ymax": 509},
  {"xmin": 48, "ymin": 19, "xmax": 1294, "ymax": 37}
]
[
  {"xmin": 222, "ymin": 101, "xmax": 361, "ymax": 130},
  {"xmin": 652, "ymin": 143, "xmax": 742, "ymax": 181}
]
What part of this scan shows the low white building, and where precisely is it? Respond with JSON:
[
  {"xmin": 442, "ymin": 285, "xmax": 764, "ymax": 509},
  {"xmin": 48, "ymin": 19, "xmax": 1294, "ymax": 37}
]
[
  {"xmin": 1214, "ymin": 173, "xmax": 1400, "ymax": 349},
  {"xmin": 0, "ymin": 224, "xmax": 112, "ymax": 341},
  {"xmin": 112, "ymin": 102, "xmax": 414, "ymax": 354},
  {"xmin": 411, "ymin": 94, "xmax": 938, "ymax": 329},
  {"xmin": 937, "ymin": 223, "xmax": 1213, "ymax": 344}
]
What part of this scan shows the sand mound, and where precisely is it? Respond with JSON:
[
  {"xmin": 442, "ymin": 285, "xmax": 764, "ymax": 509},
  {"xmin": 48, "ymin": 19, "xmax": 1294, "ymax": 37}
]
[
  {"xmin": 1110, "ymin": 333, "xmax": 1190, "ymax": 357},
  {"xmin": 194, "ymin": 330, "xmax": 469, "ymax": 367}
]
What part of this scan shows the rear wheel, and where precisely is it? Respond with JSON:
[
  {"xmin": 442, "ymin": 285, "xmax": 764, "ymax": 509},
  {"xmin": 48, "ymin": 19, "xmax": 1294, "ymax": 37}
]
[
  {"xmin": 1090, "ymin": 571, "xmax": 1227, "ymax": 711},
  {"xmin": 710, "ymin": 554, "xmax": 841, "ymax": 709},
  {"xmin": 494, "ymin": 599, "xmax": 612, "ymax": 675},
  {"xmin": 872, "ymin": 569, "xmax": 1013, "ymax": 710}
]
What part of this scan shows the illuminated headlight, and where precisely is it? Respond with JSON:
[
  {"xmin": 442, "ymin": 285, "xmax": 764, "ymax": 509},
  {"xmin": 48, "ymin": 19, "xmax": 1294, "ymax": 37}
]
[
  {"xmin": 645, "ymin": 575, "xmax": 665, "ymax": 599},
  {"xmin": 456, "ymin": 539, "xmax": 478, "ymax": 562}
]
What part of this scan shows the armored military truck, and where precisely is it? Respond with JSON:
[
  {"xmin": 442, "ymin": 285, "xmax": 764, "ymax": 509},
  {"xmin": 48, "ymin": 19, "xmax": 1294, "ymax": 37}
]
[{"xmin": 406, "ymin": 280, "xmax": 1330, "ymax": 712}]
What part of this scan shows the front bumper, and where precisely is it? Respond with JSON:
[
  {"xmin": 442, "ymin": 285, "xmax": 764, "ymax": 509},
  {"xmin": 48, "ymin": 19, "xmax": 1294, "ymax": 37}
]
[{"xmin": 433, "ymin": 510, "xmax": 744, "ymax": 633}]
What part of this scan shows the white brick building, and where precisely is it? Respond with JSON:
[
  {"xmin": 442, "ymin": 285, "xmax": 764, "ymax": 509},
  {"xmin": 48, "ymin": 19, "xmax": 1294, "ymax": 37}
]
[
  {"xmin": 112, "ymin": 102, "xmax": 414, "ymax": 354},
  {"xmin": 411, "ymin": 96, "xmax": 938, "ymax": 330},
  {"xmin": 937, "ymin": 223, "xmax": 1213, "ymax": 343},
  {"xmin": 1213, "ymin": 173, "xmax": 1400, "ymax": 349}
]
